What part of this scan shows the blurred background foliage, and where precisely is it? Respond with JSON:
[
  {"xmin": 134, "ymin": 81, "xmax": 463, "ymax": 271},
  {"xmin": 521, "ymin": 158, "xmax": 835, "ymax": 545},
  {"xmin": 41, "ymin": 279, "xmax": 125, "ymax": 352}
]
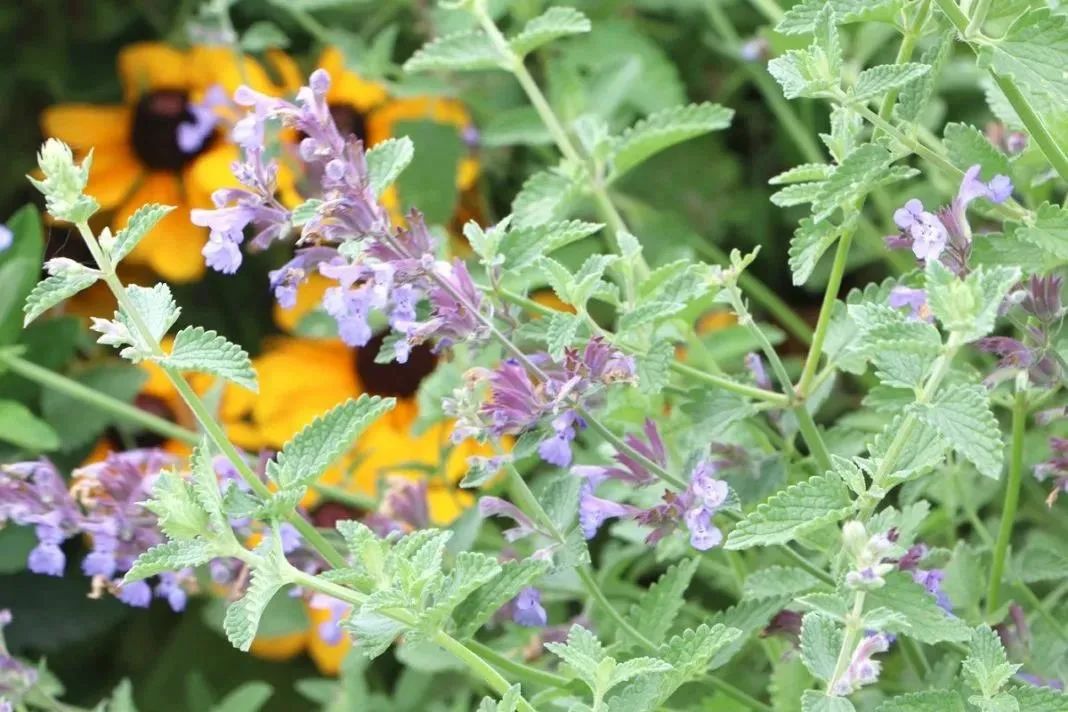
[{"xmin": 0, "ymin": 0, "xmax": 1015, "ymax": 709}]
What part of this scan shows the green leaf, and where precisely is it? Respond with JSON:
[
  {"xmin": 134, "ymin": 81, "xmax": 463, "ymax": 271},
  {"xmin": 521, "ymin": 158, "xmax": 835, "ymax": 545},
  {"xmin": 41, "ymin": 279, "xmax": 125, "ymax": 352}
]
[
  {"xmin": 120, "ymin": 283, "xmax": 180, "ymax": 353},
  {"xmin": 512, "ymin": 169, "xmax": 580, "ymax": 229},
  {"xmin": 0, "ymin": 205, "xmax": 44, "ymax": 346},
  {"xmin": 864, "ymin": 573, "xmax": 971, "ymax": 644},
  {"xmin": 145, "ymin": 469, "xmax": 210, "ymax": 541},
  {"xmin": 345, "ymin": 609, "xmax": 406, "ymax": 660},
  {"xmin": 744, "ymin": 566, "xmax": 824, "ymax": 598},
  {"xmin": 23, "ymin": 261, "xmax": 99, "ymax": 326},
  {"xmin": 925, "ymin": 261, "xmax": 1020, "ymax": 341},
  {"xmin": 267, "ymin": 395, "xmax": 394, "ymax": 489},
  {"xmin": 895, "ymin": 33, "xmax": 953, "ymax": 123},
  {"xmin": 770, "ymin": 164, "xmax": 836, "ymax": 185},
  {"xmin": 811, "ymin": 144, "xmax": 908, "ymax": 222},
  {"xmin": 914, "ymin": 383, "xmax": 1004, "ymax": 480},
  {"xmin": 852, "ymin": 63, "xmax": 930, "ymax": 103},
  {"xmin": 546, "ymin": 312, "xmax": 581, "ymax": 361},
  {"xmin": 708, "ymin": 595, "xmax": 792, "ymax": 668},
  {"xmin": 1009, "ymin": 685, "xmax": 1068, "ymax": 712},
  {"xmin": 963, "ymin": 626, "xmax": 1020, "ymax": 699},
  {"xmin": 1011, "ymin": 202, "xmax": 1068, "ymax": 263},
  {"xmin": 510, "ymin": 7, "xmax": 591, "ymax": 56},
  {"xmin": 394, "ymin": 120, "xmax": 462, "ymax": 225},
  {"xmin": 608, "ymin": 657, "xmax": 673, "ymax": 690},
  {"xmin": 224, "ymin": 555, "xmax": 288, "ymax": 652},
  {"xmin": 801, "ymin": 692, "xmax": 856, "ymax": 712},
  {"xmin": 607, "ymin": 102, "xmax": 733, "ymax": 180},
  {"xmin": 111, "ymin": 203, "xmax": 174, "ymax": 264},
  {"xmin": 980, "ymin": 9, "xmax": 1068, "ymax": 106},
  {"xmin": 240, "ymin": 20, "xmax": 290, "ymax": 51},
  {"xmin": 637, "ymin": 340, "xmax": 674, "ymax": 395},
  {"xmin": 498, "ymin": 220, "xmax": 603, "ymax": 270},
  {"xmin": 124, "ymin": 539, "xmax": 215, "ymax": 582},
  {"xmin": 424, "ymin": 551, "xmax": 501, "ymax": 627},
  {"xmin": 155, "ymin": 326, "xmax": 257, "ymax": 391},
  {"xmin": 546, "ymin": 625, "xmax": 607, "ymax": 683},
  {"xmin": 658, "ymin": 623, "xmax": 741, "ymax": 685},
  {"xmin": 875, "ymin": 691, "xmax": 965, "ymax": 712},
  {"xmin": 777, "ymin": 0, "xmax": 901, "ymax": 34},
  {"xmin": 812, "ymin": 5, "xmax": 843, "ymax": 80},
  {"xmin": 944, "ymin": 123, "xmax": 1012, "ymax": 178},
  {"xmin": 481, "ymin": 106, "xmax": 552, "ymax": 147},
  {"xmin": 0, "ymin": 400, "xmax": 59, "ymax": 451},
  {"xmin": 1012, "ymin": 539, "xmax": 1068, "ymax": 583},
  {"xmin": 451, "ymin": 557, "xmax": 550, "ymax": 638},
  {"xmin": 366, "ymin": 137, "xmax": 414, "ymax": 197},
  {"xmin": 190, "ymin": 440, "xmax": 227, "ymax": 531},
  {"xmin": 725, "ymin": 474, "xmax": 853, "ymax": 549},
  {"xmin": 789, "ymin": 218, "xmax": 846, "ymax": 286},
  {"xmin": 771, "ymin": 181, "xmax": 825, "ymax": 208},
  {"xmin": 625, "ymin": 559, "xmax": 697, "ymax": 646},
  {"xmin": 403, "ymin": 30, "xmax": 505, "ymax": 73},
  {"xmin": 800, "ymin": 612, "xmax": 842, "ymax": 682}
]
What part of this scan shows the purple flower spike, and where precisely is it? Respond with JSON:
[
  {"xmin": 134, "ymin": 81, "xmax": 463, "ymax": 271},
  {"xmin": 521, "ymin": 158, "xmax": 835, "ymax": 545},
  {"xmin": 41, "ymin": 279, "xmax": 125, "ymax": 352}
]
[
  {"xmin": 479, "ymin": 496, "xmax": 542, "ymax": 542},
  {"xmin": 512, "ymin": 587, "xmax": 548, "ymax": 627},
  {"xmin": 832, "ymin": 632, "xmax": 892, "ymax": 695},
  {"xmin": 578, "ymin": 480, "xmax": 639, "ymax": 539},
  {"xmin": 957, "ymin": 165, "xmax": 1013, "ymax": 211},
  {"xmin": 118, "ymin": 580, "xmax": 153, "ymax": 608}
]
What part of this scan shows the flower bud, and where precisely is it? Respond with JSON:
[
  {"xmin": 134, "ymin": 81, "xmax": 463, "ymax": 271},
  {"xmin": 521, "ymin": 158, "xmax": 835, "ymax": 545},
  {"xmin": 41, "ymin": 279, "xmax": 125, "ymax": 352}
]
[{"xmin": 29, "ymin": 139, "xmax": 98, "ymax": 223}]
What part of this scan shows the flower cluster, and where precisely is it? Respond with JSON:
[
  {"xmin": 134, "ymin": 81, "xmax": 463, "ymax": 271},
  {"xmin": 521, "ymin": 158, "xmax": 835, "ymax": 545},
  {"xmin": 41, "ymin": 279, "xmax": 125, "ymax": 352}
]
[
  {"xmin": 842, "ymin": 521, "xmax": 897, "ymax": 590},
  {"xmin": 0, "ymin": 452, "xmax": 194, "ymax": 610},
  {"xmin": 192, "ymin": 69, "xmax": 486, "ymax": 363},
  {"xmin": 573, "ymin": 422, "xmax": 732, "ymax": 551},
  {"xmin": 887, "ymin": 164, "xmax": 1013, "ymax": 320},
  {"xmin": 831, "ymin": 632, "xmax": 893, "ymax": 696},
  {"xmin": 979, "ymin": 275, "xmax": 1065, "ymax": 388},
  {"xmin": 896, "ymin": 543, "xmax": 951, "ymax": 611},
  {"xmin": 1035, "ymin": 437, "xmax": 1068, "ymax": 506},
  {"xmin": 449, "ymin": 338, "xmax": 637, "ymax": 468}
]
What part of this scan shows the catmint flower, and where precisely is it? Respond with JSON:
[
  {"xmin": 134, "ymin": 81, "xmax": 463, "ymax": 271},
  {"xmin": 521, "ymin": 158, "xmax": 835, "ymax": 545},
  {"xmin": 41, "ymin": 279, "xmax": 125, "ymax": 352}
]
[
  {"xmin": 956, "ymin": 164, "xmax": 1013, "ymax": 211},
  {"xmin": 512, "ymin": 587, "xmax": 548, "ymax": 627},
  {"xmin": 572, "ymin": 419, "xmax": 665, "ymax": 487},
  {"xmin": 744, "ymin": 353, "xmax": 772, "ymax": 391},
  {"xmin": 762, "ymin": 610, "xmax": 803, "ymax": 647},
  {"xmin": 1035, "ymin": 437, "xmax": 1068, "ymax": 506},
  {"xmin": 893, "ymin": 198, "xmax": 949, "ymax": 261},
  {"xmin": 177, "ymin": 85, "xmax": 226, "ymax": 153},
  {"xmin": 117, "ymin": 580, "xmax": 153, "ymax": 608},
  {"xmin": 831, "ymin": 632, "xmax": 892, "ymax": 696},
  {"xmin": 739, "ymin": 37, "xmax": 770, "ymax": 63},
  {"xmin": 888, "ymin": 286, "xmax": 932, "ymax": 322},
  {"xmin": 684, "ymin": 462, "xmax": 729, "ymax": 550},
  {"xmin": 309, "ymin": 594, "xmax": 350, "ymax": 645},
  {"xmin": 0, "ymin": 225, "xmax": 11, "ymax": 252},
  {"xmin": 1019, "ymin": 274, "xmax": 1065, "ymax": 324},
  {"xmin": 538, "ymin": 412, "xmax": 582, "ymax": 468},
  {"xmin": 842, "ymin": 521, "xmax": 896, "ymax": 589},
  {"xmin": 478, "ymin": 496, "xmax": 546, "ymax": 542},
  {"xmin": 578, "ymin": 479, "xmax": 641, "ymax": 539}
]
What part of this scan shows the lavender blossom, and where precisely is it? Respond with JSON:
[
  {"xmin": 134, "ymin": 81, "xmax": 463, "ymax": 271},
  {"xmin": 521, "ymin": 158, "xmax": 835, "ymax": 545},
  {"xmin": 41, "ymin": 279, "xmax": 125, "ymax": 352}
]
[
  {"xmin": 478, "ymin": 496, "xmax": 546, "ymax": 542},
  {"xmin": 572, "ymin": 419, "xmax": 666, "ymax": 487},
  {"xmin": 578, "ymin": 479, "xmax": 642, "ymax": 539},
  {"xmin": 842, "ymin": 521, "xmax": 896, "ymax": 589},
  {"xmin": 893, "ymin": 198, "xmax": 949, "ymax": 261},
  {"xmin": 888, "ymin": 286, "xmax": 932, "ymax": 322},
  {"xmin": 0, "ymin": 225, "xmax": 11, "ymax": 252},
  {"xmin": 177, "ymin": 85, "xmax": 226, "ymax": 153},
  {"xmin": 309, "ymin": 594, "xmax": 350, "ymax": 645},
  {"xmin": 831, "ymin": 632, "xmax": 892, "ymax": 696},
  {"xmin": 512, "ymin": 587, "xmax": 548, "ymax": 627},
  {"xmin": 1035, "ymin": 437, "xmax": 1068, "ymax": 505}
]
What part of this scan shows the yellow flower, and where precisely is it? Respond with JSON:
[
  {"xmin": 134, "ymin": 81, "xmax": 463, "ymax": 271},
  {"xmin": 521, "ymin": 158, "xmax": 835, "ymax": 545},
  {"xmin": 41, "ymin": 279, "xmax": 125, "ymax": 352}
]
[{"xmin": 39, "ymin": 43, "xmax": 288, "ymax": 283}]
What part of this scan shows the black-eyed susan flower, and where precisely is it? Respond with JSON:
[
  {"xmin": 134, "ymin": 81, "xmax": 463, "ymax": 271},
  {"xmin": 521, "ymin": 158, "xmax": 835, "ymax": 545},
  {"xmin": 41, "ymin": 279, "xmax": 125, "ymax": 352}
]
[{"xmin": 40, "ymin": 43, "xmax": 292, "ymax": 282}]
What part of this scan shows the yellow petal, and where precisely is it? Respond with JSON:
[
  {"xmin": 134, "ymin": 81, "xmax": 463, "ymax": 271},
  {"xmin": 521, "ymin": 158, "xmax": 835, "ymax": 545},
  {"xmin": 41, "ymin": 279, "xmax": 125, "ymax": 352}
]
[
  {"xmin": 85, "ymin": 147, "xmax": 143, "ymax": 210},
  {"xmin": 249, "ymin": 631, "xmax": 309, "ymax": 661},
  {"xmin": 118, "ymin": 43, "xmax": 191, "ymax": 100},
  {"xmin": 188, "ymin": 46, "xmax": 282, "ymax": 97},
  {"xmin": 40, "ymin": 104, "xmax": 131, "ymax": 151},
  {"xmin": 265, "ymin": 50, "xmax": 303, "ymax": 95},
  {"xmin": 185, "ymin": 145, "xmax": 242, "ymax": 207},
  {"xmin": 114, "ymin": 175, "xmax": 207, "ymax": 283},
  {"xmin": 427, "ymin": 484, "xmax": 474, "ymax": 526}
]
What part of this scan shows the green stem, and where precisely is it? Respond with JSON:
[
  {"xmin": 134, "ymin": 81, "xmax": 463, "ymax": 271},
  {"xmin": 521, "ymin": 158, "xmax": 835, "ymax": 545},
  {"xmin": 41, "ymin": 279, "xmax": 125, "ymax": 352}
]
[
  {"xmin": 986, "ymin": 390, "xmax": 1027, "ymax": 617},
  {"xmin": 745, "ymin": 0, "xmax": 784, "ymax": 23},
  {"xmin": 964, "ymin": 0, "xmax": 992, "ymax": 37},
  {"xmin": 576, "ymin": 567, "xmax": 658, "ymax": 650},
  {"xmin": 930, "ymin": 0, "xmax": 967, "ymax": 29},
  {"xmin": 827, "ymin": 591, "xmax": 867, "ymax": 694},
  {"xmin": 579, "ymin": 406, "xmax": 688, "ymax": 490},
  {"xmin": 75, "ymin": 222, "xmax": 349, "ymax": 571},
  {"xmin": 1015, "ymin": 583, "xmax": 1068, "ymax": 645},
  {"xmin": 0, "ymin": 351, "xmax": 199, "ymax": 445},
  {"xmin": 466, "ymin": 639, "xmax": 574, "ymax": 689},
  {"xmin": 796, "ymin": 228, "xmax": 854, "ymax": 398},
  {"xmin": 875, "ymin": 0, "xmax": 931, "ymax": 132},
  {"xmin": 793, "ymin": 407, "xmax": 832, "ymax": 472},
  {"xmin": 434, "ymin": 631, "xmax": 538, "ymax": 712}
]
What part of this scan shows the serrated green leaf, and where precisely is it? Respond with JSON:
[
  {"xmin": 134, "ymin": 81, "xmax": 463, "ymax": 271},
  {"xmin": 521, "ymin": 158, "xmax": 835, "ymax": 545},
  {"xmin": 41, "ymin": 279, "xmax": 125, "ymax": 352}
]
[
  {"xmin": 546, "ymin": 625, "xmax": 607, "ymax": 683},
  {"xmin": 1011, "ymin": 202, "xmax": 1068, "ymax": 263},
  {"xmin": 789, "ymin": 218, "xmax": 845, "ymax": 286},
  {"xmin": 608, "ymin": 102, "xmax": 733, "ymax": 181},
  {"xmin": 452, "ymin": 557, "xmax": 550, "ymax": 638},
  {"xmin": 770, "ymin": 657, "xmax": 813, "ymax": 712},
  {"xmin": 944, "ymin": 123, "xmax": 1012, "ymax": 178},
  {"xmin": 345, "ymin": 609, "xmax": 407, "ymax": 660},
  {"xmin": 772, "ymin": 182, "xmax": 825, "ymax": 208},
  {"xmin": 624, "ymin": 559, "xmax": 697, "ymax": 646},
  {"xmin": 267, "ymin": 395, "xmax": 394, "ymax": 489},
  {"xmin": 23, "ymin": 262, "xmax": 99, "ymax": 326},
  {"xmin": 403, "ymin": 30, "xmax": 505, "ymax": 73},
  {"xmin": 864, "ymin": 573, "xmax": 971, "ymax": 644},
  {"xmin": 121, "ymin": 283, "xmax": 180, "ymax": 345},
  {"xmin": 658, "ymin": 623, "xmax": 741, "ymax": 687},
  {"xmin": 0, "ymin": 400, "xmax": 59, "ymax": 451},
  {"xmin": 637, "ymin": 340, "xmax": 674, "ymax": 395},
  {"xmin": 156, "ymin": 326, "xmax": 257, "ymax": 391},
  {"xmin": 800, "ymin": 612, "xmax": 842, "ymax": 682},
  {"xmin": 777, "ymin": 0, "xmax": 901, "ymax": 34},
  {"xmin": 981, "ymin": 9, "xmax": 1068, "ymax": 107},
  {"xmin": 124, "ymin": 539, "xmax": 215, "ymax": 582},
  {"xmin": 770, "ymin": 164, "xmax": 836, "ymax": 185},
  {"xmin": 510, "ymin": 7, "xmax": 590, "ymax": 56},
  {"xmin": 512, "ymin": 169, "xmax": 580, "ymax": 229},
  {"xmin": 1008, "ymin": 684, "xmax": 1068, "ymax": 712},
  {"xmin": 926, "ymin": 261, "xmax": 1020, "ymax": 341},
  {"xmin": 852, "ymin": 63, "xmax": 930, "ymax": 103},
  {"xmin": 811, "ymin": 144, "xmax": 902, "ymax": 222},
  {"xmin": 145, "ymin": 469, "xmax": 210, "ymax": 541},
  {"xmin": 424, "ymin": 551, "xmax": 501, "ymax": 628},
  {"xmin": 111, "ymin": 203, "xmax": 174, "ymax": 263},
  {"xmin": 498, "ymin": 220, "xmax": 603, "ymax": 270},
  {"xmin": 366, "ymin": 137, "xmax": 414, "ymax": 197},
  {"xmin": 915, "ymin": 383, "xmax": 1003, "ymax": 479},
  {"xmin": 875, "ymin": 691, "xmax": 965, "ymax": 712},
  {"xmin": 189, "ymin": 440, "xmax": 227, "ymax": 530},
  {"xmin": 725, "ymin": 474, "xmax": 853, "ymax": 549},
  {"xmin": 896, "ymin": 33, "xmax": 953, "ymax": 123},
  {"xmin": 224, "ymin": 558, "xmax": 288, "ymax": 652},
  {"xmin": 546, "ymin": 312, "xmax": 581, "ymax": 360},
  {"xmin": 964, "ymin": 626, "xmax": 1021, "ymax": 698},
  {"xmin": 744, "ymin": 566, "xmax": 824, "ymax": 598},
  {"xmin": 707, "ymin": 595, "xmax": 792, "ymax": 668}
]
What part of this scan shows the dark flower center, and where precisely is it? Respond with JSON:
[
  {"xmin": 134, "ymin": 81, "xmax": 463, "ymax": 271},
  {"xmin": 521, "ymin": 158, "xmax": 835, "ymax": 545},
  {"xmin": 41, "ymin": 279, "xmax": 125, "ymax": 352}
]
[
  {"xmin": 328, "ymin": 103, "xmax": 367, "ymax": 143},
  {"xmin": 355, "ymin": 331, "xmax": 437, "ymax": 399},
  {"xmin": 130, "ymin": 90, "xmax": 216, "ymax": 171},
  {"xmin": 310, "ymin": 501, "xmax": 365, "ymax": 529}
]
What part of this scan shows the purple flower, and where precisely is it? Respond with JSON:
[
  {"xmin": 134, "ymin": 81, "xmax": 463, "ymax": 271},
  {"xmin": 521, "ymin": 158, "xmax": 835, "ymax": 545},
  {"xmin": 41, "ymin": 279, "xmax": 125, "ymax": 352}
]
[
  {"xmin": 1020, "ymin": 275, "xmax": 1064, "ymax": 324},
  {"xmin": 512, "ymin": 587, "xmax": 548, "ymax": 627},
  {"xmin": 831, "ymin": 632, "xmax": 892, "ymax": 695},
  {"xmin": 0, "ymin": 225, "xmax": 11, "ymax": 252},
  {"xmin": 155, "ymin": 572, "xmax": 189, "ymax": 612},
  {"xmin": 309, "ymin": 594, "xmax": 350, "ymax": 645},
  {"xmin": 117, "ymin": 580, "xmax": 152, "ymax": 608},
  {"xmin": 1035, "ymin": 437, "xmax": 1068, "ymax": 505},
  {"xmin": 27, "ymin": 527, "xmax": 65, "ymax": 576},
  {"xmin": 956, "ymin": 165, "xmax": 1013, "ymax": 211},
  {"xmin": 177, "ymin": 85, "xmax": 225, "ymax": 153},
  {"xmin": 378, "ymin": 477, "xmax": 431, "ymax": 531},
  {"xmin": 888, "ymin": 286, "xmax": 932, "ymax": 322},
  {"xmin": 202, "ymin": 235, "xmax": 243, "ymax": 274},
  {"xmin": 578, "ymin": 479, "xmax": 640, "ymax": 539},
  {"xmin": 894, "ymin": 198, "xmax": 949, "ymax": 261},
  {"xmin": 539, "ymin": 412, "xmax": 582, "ymax": 468},
  {"xmin": 573, "ymin": 419, "xmax": 666, "ymax": 487},
  {"xmin": 911, "ymin": 568, "xmax": 951, "ymax": 612},
  {"xmin": 478, "ymin": 496, "xmax": 544, "ymax": 542}
]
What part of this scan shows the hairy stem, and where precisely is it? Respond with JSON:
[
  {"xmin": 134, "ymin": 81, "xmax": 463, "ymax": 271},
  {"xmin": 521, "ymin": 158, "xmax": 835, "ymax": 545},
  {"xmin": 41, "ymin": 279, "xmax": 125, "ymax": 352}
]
[
  {"xmin": 796, "ymin": 227, "xmax": 854, "ymax": 398},
  {"xmin": 827, "ymin": 591, "xmax": 867, "ymax": 694},
  {"xmin": 434, "ymin": 631, "xmax": 538, "ymax": 712},
  {"xmin": 986, "ymin": 389, "xmax": 1027, "ymax": 616},
  {"xmin": 874, "ymin": 0, "xmax": 931, "ymax": 132}
]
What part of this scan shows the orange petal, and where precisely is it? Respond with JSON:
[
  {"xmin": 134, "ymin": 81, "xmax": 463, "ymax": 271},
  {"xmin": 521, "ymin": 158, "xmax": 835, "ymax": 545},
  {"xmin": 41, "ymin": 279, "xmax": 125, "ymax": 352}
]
[
  {"xmin": 188, "ymin": 46, "xmax": 279, "ymax": 96},
  {"xmin": 85, "ymin": 147, "xmax": 143, "ymax": 210},
  {"xmin": 249, "ymin": 631, "xmax": 309, "ymax": 661},
  {"xmin": 118, "ymin": 43, "xmax": 191, "ymax": 100},
  {"xmin": 40, "ymin": 104, "xmax": 131, "ymax": 151}
]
